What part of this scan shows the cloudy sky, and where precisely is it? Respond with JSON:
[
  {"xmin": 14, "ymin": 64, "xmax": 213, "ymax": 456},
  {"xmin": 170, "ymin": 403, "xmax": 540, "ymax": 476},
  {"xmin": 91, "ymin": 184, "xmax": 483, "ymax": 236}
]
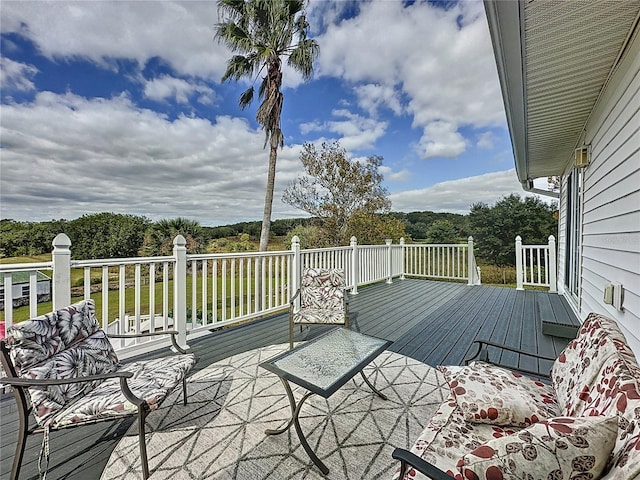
[{"xmin": 1, "ymin": 0, "xmax": 544, "ymax": 226}]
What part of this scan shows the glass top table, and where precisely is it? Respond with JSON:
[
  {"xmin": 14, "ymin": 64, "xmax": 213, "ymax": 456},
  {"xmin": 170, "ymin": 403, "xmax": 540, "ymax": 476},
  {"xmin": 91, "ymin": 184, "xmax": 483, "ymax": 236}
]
[{"xmin": 259, "ymin": 328, "xmax": 392, "ymax": 474}]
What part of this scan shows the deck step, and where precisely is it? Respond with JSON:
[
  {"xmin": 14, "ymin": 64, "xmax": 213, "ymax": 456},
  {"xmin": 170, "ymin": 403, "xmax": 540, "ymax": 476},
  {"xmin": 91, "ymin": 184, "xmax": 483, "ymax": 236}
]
[{"xmin": 538, "ymin": 293, "xmax": 580, "ymax": 339}]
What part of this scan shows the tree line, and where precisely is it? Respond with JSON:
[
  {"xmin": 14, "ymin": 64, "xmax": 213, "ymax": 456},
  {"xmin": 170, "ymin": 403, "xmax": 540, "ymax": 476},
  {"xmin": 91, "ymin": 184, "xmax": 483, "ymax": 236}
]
[{"xmin": 1, "ymin": 192, "xmax": 557, "ymax": 267}]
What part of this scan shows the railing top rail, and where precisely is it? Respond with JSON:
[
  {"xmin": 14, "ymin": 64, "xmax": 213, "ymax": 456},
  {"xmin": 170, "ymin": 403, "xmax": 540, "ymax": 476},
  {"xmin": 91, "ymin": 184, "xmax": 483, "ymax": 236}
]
[
  {"xmin": 188, "ymin": 250, "xmax": 293, "ymax": 261},
  {"xmin": 404, "ymin": 243, "xmax": 468, "ymax": 248},
  {"xmin": 301, "ymin": 246, "xmax": 352, "ymax": 254},
  {"xmin": 72, "ymin": 256, "xmax": 175, "ymax": 267},
  {"xmin": 521, "ymin": 244, "xmax": 551, "ymax": 249},
  {"xmin": 0, "ymin": 262, "xmax": 53, "ymax": 273}
]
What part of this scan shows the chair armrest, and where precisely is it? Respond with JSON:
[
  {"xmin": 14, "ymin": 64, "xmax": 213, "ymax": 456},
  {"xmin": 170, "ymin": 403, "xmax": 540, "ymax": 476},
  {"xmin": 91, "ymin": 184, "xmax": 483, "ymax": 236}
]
[
  {"xmin": 107, "ymin": 330, "xmax": 188, "ymax": 354},
  {"xmin": 289, "ymin": 288, "xmax": 301, "ymax": 307},
  {"xmin": 4, "ymin": 370, "xmax": 147, "ymax": 407},
  {"xmin": 391, "ymin": 448, "xmax": 452, "ymax": 480},
  {"xmin": 465, "ymin": 340, "xmax": 555, "ymax": 379},
  {"xmin": 2, "ymin": 370, "xmax": 133, "ymax": 387}
]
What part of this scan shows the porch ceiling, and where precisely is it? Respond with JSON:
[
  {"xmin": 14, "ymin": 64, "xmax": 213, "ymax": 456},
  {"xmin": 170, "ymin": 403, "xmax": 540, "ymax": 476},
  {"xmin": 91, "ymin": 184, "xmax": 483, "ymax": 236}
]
[{"xmin": 484, "ymin": 0, "xmax": 640, "ymax": 184}]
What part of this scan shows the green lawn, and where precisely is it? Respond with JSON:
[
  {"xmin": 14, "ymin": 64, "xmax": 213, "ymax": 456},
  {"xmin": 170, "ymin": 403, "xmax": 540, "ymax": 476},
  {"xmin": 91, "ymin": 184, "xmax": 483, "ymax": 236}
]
[{"xmin": 2, "ymin": 273, "xmax": 285, "ymax": 324}]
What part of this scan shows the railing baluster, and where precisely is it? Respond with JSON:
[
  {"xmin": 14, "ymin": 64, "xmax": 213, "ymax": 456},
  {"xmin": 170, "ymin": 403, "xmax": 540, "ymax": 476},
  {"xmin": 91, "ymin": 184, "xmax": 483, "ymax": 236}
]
[
  {"xmin": 149, "ymin": 263, "xmax": 156, "ymax": 333},
  {"xmin": 119, "ymin": 264, "xmax": 126, "ymax": 348},
  {"xmin": 102, "ymin": 267, "xmax": 109, "ymax": 330},
  {"xmin": 231, "ymin": 258, "xmax": 236, "ymax": 319},
  {"xmin": 202, "ymin": 260, "xmax": 208, "ymax": 326},
  {"xmin": 4, "ymin": 275, "xmax": 13, "ymax": 328},
  {"xmin": 84, "ymin": 267, "xmax": 91, "ymax": 301},
  {"xmin": 29, "ymin": 271, "xmax": 38, "ymax": 318}
]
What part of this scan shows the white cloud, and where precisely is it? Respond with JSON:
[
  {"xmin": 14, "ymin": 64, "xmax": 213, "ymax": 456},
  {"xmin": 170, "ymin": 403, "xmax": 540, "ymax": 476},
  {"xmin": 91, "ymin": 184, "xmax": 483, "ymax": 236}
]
[
  {"xmin": 314, "ymin": 0, "xmax": 505, "ymax": 159},
  {"xmin": 143, "ymin": 75, "xmax": 215, "ymax": 104},
  {"xmin": 0, "ymin": 91, "xmax": 306, "ymax": 225},
  {"xmin": 354, "ymin": 83, "xmax": 403, "ymax": 117},
  {"xmin": 417, "ymin": 121, "xmax": 467, "ymax": 158},
  {"xmin": 477, "ymin": 131, "xmax": 496, "ymax": 149},
  {"xmin": 390, "ymin": 170, "xmax": 552, "ymax": 214},
  {"xmin": 0, "ymin": 57, "xmax": 37, "ymax": 91},
  {"xmin": 0, "ymin": 2, "xmax": 229, "ymax": 80},
  {"xmin": 380, "ymin": 165, "xmax": 410, "ymax": 183},
  {"xmin": 299, "ymin": 109, "xmax": 387, "ymax": 150}
]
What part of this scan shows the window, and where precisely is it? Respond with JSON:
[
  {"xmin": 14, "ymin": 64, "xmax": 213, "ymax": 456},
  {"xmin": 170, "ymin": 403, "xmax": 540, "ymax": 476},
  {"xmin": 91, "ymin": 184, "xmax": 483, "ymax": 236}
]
[{"xmin": 21, "ymin": 286, "xmax": 30, "ymax": 297}]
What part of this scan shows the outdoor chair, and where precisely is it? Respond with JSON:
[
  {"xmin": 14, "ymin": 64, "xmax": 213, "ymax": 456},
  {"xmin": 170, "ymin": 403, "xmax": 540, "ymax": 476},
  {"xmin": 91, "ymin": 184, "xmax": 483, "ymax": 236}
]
[
  {"xmin": 0, "ymin": 299, "xmax": 197, "ymax": 480},
  {"xmin": 289, "ymin": 268, "xmax": 349, "ymax": 349}
]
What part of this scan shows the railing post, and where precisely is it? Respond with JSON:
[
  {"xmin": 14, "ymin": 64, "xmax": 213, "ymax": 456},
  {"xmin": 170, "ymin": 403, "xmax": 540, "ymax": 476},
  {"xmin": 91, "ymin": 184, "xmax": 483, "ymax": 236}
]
[
  {"xmin": 52, "ymin": 233, "xmax": 72, "ymax": 309},
  {"xmin": 350, "ymin": 236, "xmax": 358, "ymax": 294},
  {"xmin": 399, "ymin": 237, "xmax": 406, "ymax": 280},
  {"xmin": 173, "ymin": 235, "xmax": 189, "ymax": 350},
  {"xmin": 467, "ymin": 236, "xmax": 474, "ymax": 286},
  {"xmin": 291, "ymin": 236, "xmax": 301, "ymax": 308},
  {"xmin": 386, "ymin": 239, "xmax": 393, "ymax": 284},
  {"xmin": 515, "ymin": 235, "xmax": 524, "ymax": 290},
  {"xmin": 548, "ymin": 235, "xmax": 557, "ymax": 293}
]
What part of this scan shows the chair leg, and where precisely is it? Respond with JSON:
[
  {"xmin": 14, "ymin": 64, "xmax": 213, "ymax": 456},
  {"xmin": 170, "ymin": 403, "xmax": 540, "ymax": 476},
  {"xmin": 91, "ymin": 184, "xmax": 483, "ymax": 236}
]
[
  {"xmin": 10, "ymin": 411, "xmax": 28, "ymax": 480},
  {"xmin": 138, "ymin": 406, "xmax": 150, "ymax": 479},
  {"xmin": 289, "ymin": 317, "xmax": 294, "ymax": 350},
  {"xmin": 182, "ymin": 377, "xmax": 188, "ymax": 406}
]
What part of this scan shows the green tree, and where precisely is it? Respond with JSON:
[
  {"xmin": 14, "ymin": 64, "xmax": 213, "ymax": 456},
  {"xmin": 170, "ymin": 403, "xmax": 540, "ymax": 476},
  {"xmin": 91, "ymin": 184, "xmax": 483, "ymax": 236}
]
[
  {"xmin": 140, "ymin": 218, "xmax": 204, "ymax": 256},
  {"xmin": 283, "ymin": 141, "xmax": 403, "ymax": 245},
  {"xmin": 216, "ymin": 0, "xmax": 319, "ymax": 252},
  {"xmin": 425, "ymin": 219, "xmax": 459, "ymax": 244},
  {"xmin": 66, "ymin": 213, "xmax": 150, "ymax": 259},
  {"xmin": 468, "ymin": 194, "xmax": 558, "ymax": 266}
]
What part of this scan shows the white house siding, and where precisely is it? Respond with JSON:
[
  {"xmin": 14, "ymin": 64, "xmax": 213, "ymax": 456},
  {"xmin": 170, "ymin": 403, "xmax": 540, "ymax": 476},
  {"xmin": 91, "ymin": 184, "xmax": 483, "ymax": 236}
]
[{"xmin": 568, "ymin": 29, "xmax": 640, "ymax": 357}]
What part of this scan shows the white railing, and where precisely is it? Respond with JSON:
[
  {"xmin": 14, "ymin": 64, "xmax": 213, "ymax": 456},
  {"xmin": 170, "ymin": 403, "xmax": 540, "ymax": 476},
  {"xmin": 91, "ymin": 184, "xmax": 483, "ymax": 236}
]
[
  {"xmin": 0, "ymin": 234, "xmax": 480, "ymax": 357},
  {"xmin": 515, "ymin": 235, "xmax": 557, "ymax": 292},
  {"xmin": 403, "ymin": 236, "xmax": 480, "ymax": 285},
  {"xmin": 72, "ymin": 255, "xmax": 176, "ymax": 353}
]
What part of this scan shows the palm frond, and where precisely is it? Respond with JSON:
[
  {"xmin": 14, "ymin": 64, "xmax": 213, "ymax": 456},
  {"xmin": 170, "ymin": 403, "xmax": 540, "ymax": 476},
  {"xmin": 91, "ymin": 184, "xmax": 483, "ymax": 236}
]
[
  {"xmin": 287, "ymin": 39, "xmax": 318, "ymax": 80},
  {"xmin": 221, "ymin": 55, "xmax": 254, "ymax": 82},
  {"xmin": 239, "ymin": 87, "xmax": 254, "ymax": 109}
]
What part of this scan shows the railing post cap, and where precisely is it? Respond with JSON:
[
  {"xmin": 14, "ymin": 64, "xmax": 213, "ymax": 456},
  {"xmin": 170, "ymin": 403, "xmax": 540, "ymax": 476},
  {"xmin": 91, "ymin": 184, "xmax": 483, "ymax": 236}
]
[
  {"xmin": 516, "ymin": 235, "xmax": 522, "ymax": 241},
  {"xmin": 52, "ymin": 233, "xmax": 71, "ymax": 248},
  {"xmin": 173, "ymin": 234, "xmax": 187, "ymax": 246},
  {"xmin": 350, "ymin": 236, "xmax": 357, "ymax": 245},
  {"xmin": 291, "ymin": 235, "xmax": 300, "ymax": 243},
  {"xmin": 400, "ymin": 237, "xmax": 405, "ymax": 244},
  {"xmin": 549, "ymin": 235, "xmax": 556, "ymax": 241},
  {"xmin": 468, "ymin": 236, "xmax": 473, "ymax": 241}
]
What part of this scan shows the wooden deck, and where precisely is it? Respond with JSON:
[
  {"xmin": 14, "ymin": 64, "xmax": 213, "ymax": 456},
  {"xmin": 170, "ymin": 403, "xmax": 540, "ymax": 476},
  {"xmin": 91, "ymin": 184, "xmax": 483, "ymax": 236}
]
[{"xmin": 0, "ymin": 279, "xmax": 578, "ymax": 479}]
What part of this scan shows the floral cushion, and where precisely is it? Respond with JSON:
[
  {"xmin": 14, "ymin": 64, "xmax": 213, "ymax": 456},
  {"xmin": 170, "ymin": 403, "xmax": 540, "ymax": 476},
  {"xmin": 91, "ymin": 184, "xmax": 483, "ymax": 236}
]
[
  {"xmin": 6, "ymin": 299, "xmax": 102, "ymax": 372},
  {"xmin": 300, "ymin": 286, "xmax": 345, "ymax": 311},
  {"xmin": 458, "ymin": 416, "xmax": 618, "ymax": 480},
  {"xmin": 47, "ymin": 352, "xmax": 196, "ymax": 429},
  {"xmin": 398, "ymin": 392, "xmax": 525, "ymax": 480},
  {"xmin": 293, "ymin": 309, "xmax": 346, "ymax": 325},
  {"xmin": 21, "ymin": 330, "xmax": 120, "ymax": 425},
  {"xmin": 551, "ymin": 313, "xmax": 623, "ymax": 416},
  {"xmin": 299, "ymin": 268, "xmax": 346, "ymax": 311},
  {"xmin": 580, "ymin": 350, "xmax": 640, "ymax": 480},
  {"xmin": 300, "ymin": 268, "xmax": 345, "ymax": 288},
  {"xmin": 441, "ymin": 362, "xmax": 560, "ymax": 427}
]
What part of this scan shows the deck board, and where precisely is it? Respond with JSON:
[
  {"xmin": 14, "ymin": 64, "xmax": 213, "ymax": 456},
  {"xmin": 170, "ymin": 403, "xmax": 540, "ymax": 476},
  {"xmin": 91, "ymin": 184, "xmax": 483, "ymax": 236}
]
[{"xmin": 0, "ymin": 279, "xmax": 578, "ymax": 480}]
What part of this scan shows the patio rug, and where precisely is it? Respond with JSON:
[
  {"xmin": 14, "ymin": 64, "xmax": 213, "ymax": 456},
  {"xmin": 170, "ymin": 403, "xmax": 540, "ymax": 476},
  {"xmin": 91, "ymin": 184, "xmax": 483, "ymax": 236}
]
[{"xmin": 100, "ymin": 343, "xmax": 449, "ymax": 480}]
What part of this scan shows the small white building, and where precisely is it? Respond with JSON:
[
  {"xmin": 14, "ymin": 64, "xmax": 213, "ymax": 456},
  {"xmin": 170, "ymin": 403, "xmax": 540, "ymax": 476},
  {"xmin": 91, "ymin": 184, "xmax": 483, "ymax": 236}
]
[
  {"xmin": 0, "ymin": 271, "xmax": 52, "ymax": 310},
  {"xmin": 485, "ymin": 0, "xmax": 640, "ymax": 356}
]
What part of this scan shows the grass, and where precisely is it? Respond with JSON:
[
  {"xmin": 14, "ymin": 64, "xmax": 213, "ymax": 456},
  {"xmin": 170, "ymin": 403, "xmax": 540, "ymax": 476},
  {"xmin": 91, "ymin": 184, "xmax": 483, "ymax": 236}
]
[{"xmin": 2, "ymin": 272, "xmax": 286, "ymax": 324}]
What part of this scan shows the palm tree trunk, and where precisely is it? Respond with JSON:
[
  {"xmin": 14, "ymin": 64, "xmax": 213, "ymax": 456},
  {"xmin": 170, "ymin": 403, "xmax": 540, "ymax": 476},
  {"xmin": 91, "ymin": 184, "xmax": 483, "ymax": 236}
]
[{"xmin": 259, "ymin": 145, "xmax": 278, "ymax": 252}]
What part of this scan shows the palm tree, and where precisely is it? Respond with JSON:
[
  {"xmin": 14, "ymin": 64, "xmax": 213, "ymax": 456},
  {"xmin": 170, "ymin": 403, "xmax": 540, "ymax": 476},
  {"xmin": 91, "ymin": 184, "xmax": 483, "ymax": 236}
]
[{"xmin": 215, "ymin": 0, "xmax": 319, "ymax": 251}]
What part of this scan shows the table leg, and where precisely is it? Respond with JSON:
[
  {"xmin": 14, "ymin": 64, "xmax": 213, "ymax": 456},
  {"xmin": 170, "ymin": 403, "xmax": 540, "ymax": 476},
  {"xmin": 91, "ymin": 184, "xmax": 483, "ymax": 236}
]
[
  {"xmin": 265, "ymin": 377, "xmax": 330, "ymax": 475},
  {"xmin": 360, "ymin": 370, "xmax": 388, "ymax": 400}
]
